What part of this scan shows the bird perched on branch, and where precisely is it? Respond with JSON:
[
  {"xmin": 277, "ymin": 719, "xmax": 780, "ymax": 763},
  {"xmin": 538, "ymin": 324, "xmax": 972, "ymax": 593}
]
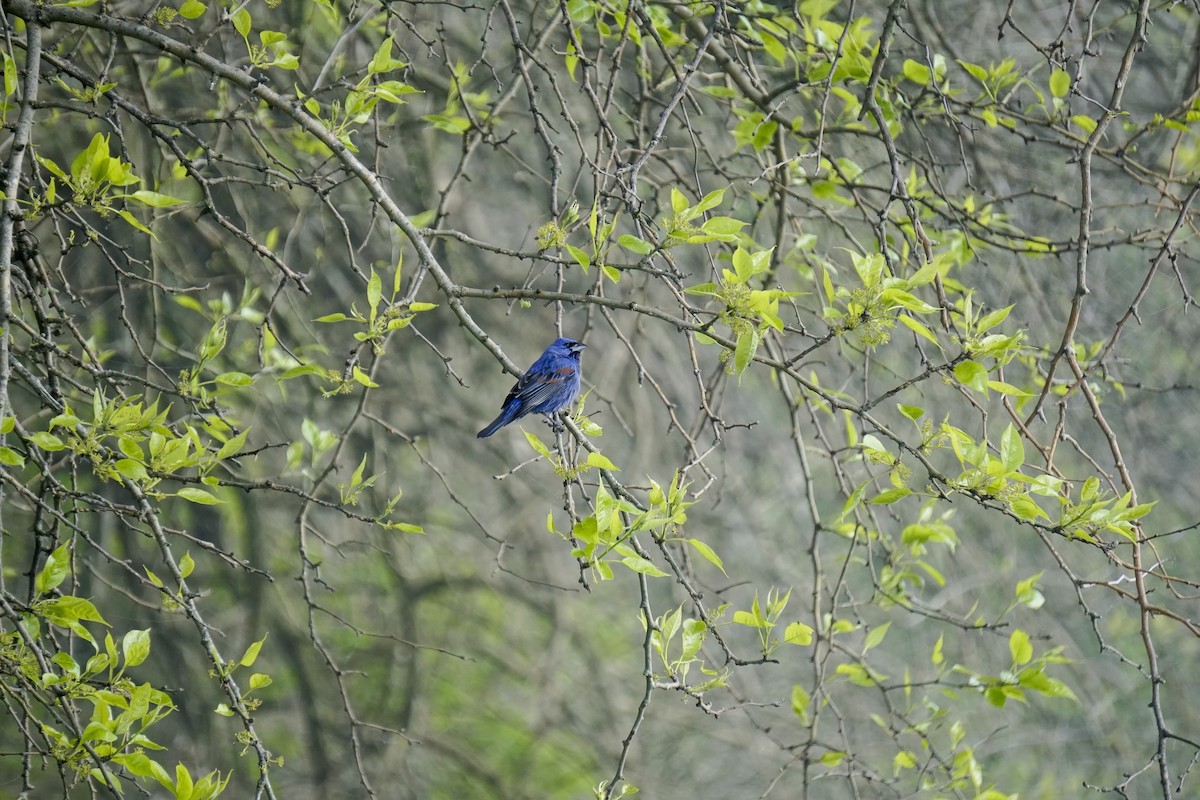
[{"xmin": 476, "ymin": 337, "xmax": 586, "ymax": 438}]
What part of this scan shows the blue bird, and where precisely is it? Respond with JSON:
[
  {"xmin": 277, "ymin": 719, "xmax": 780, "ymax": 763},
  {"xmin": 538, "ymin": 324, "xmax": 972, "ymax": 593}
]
[{"xmin": 477, "ymin": 337, "xmax": 586, "ymax": 438}]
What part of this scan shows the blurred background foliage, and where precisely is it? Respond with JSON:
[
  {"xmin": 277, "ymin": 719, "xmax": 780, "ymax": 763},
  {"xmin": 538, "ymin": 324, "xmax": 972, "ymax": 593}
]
[{"xmin": 1, "ymin": 0, "xmax": 1199, "ymax": 798}]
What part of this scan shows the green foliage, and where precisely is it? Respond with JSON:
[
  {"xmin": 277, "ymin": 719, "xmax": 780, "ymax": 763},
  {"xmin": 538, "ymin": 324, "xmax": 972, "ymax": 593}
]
[
  {"xmin": 2, "ymin": 547, "xmax": 227, "ymax": 798},
  {"xmin": 300, "ymin": 36, "xmax": 418, "ymax": 151},
  {"xmin": 686, "ymin": 244, "xmax": 801, "ymax": 379},
  {"xmin": 1, "ymin": 0, "xmax": 1195, "ymax": 798},
  {"xmin": 315, "ymin": 262, "xmax": 437, "ymax": 357},
  {"xmin": 30, "ymin": 133, "xmax": 183, "ymax": 235},
  {"xmin": 732, "ymin": 587, "xmax": 814, "ymax": 657}
]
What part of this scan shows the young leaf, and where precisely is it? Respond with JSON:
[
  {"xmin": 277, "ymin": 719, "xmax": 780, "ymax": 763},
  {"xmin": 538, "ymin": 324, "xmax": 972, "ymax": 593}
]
[
  {"xmin": 122, "ymin": 629, "xmax": 151, "ymax": 667},
  {"xmin": 620, "ymin": 556, "xmax": 669, "ymax": 577},
  {"xmin": 1009, "ymin": 629, "xmax": 1033, "ymax": 666},
  {"xmin": 864, "ymin": 621, "xmax": 891, "ymax": 651},
  {"xmin": 586, "ymin": 452, "xmax": 618, "ymax": 471},
  {"xmin": 231, "ymin": 7, "xmax": 251, "ymax": 39},
  {"xmin": 240, "ymin": 635, "xmax": 267, "ymax": 667},
  {"xmin": 687, "ymin": 538, "xmax": 727, "ymax": 575},
  {"xmin": 1000, "ymin": 424, "xmax": 1024, "ymax": 471},
  {"xmin": 953, "ymin": 360, "xmax": 989, "ymax": 393},
  {"xmin": 784, "ymin": 621, "xmax": 814, "ymax": 646},
  {"xmin": 523, "ymin": 430, "xmax": 552, "ymax": 459},
  {"xmin": 35, "ymin": 544, "xmax": 72, "ymax": 595},
  {"xmin": 177, "ymin": 487, "xmax": 222, "ymax": 505},
  {"xmin": 1049, "ymin": 68, "xmax": 1071, "ymax": 98},
  {"xmin": 618, "ymin": 234, "xmax": 654, "ymax": 254}
]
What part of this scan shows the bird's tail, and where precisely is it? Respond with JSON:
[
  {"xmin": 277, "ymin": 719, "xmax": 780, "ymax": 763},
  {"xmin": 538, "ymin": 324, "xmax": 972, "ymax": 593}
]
[{"xmin": 476, "ymin": 405, "xmax": 519, "ymax": 438}]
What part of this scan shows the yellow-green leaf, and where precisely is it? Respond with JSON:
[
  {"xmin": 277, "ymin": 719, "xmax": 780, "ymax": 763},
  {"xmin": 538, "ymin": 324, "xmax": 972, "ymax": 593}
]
[
  {"xmin": 586, "ymin": 451, "xmax": 618, "ymax": 471},
  {"xmin": 1009, "ymin": 629, "xmax": 1033, "ymax": 665},
  {"xmin": 177, "ymin": 487, "xmax": 221, "ymax": 505},
  {"xmin": 1049, "ymin": 68, "xmax": 1070, "ymax": 98},
  {"xmin": 784, "ymin": 621, "xmax": 814, "ymax": 646}
]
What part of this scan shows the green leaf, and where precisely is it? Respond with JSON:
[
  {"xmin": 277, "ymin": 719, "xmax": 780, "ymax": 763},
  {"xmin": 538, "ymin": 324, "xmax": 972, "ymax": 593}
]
[
  {"xmin": 586, "ymin": 452, "xmax": 618, "ymax": 471},
  {"xmin": 116, "ymin": 459, "xmax": 149, "ymax": 482},
  {"xmin": 953, "ymin": 360, "xmax": 989, "ymax": 393},
  {"xmin": 733, "ymin": 610, "xmax": 767, "ymax": 629},
  {"xmin": 117, "ymin": 209, "xmax": 155, "ymax": 237},
  {"xmin": 670, "ymin": 187, "xmax": 689, "ymax": 214},
  {"xmin": 566, "ymin": 244, "xmax": 591, "ymax": 269},
  {"xmin": 214, "ymin": 371, "xmax": 255, "ymax": 386},
  {"xmin": 897, "ymin": 314, "xmax": 940, "ymax": 346},
  {"xmin": 179, "ymin": 551, "xmax": 195, "ymax": 579},
  {"xmin": 702, "ymin": 216, "xmax": 746, "ymax": 237},
  {"xmin": 1072, "ymin": 114, "xmax": 1097, "ymax": 134},
  {"xmin": 893, "ymin": 750, "xmax": 918, "ymax": 774},
  {"xmin": 216, "ymin": 427, "xmax": 250, "ymax": 461},
  {"xmin": 977, "ymin": 304, "xmax": 1012, "ymax": 333},
  {"xmin": 36, "ymin": 544, "xmax": 72, "ymax": 595},
  {"xmin": 864, "ymin": 621, "xmax": 890, "ymax": 651},
  {"xmin": 734, "ymin": 328, "xmax": 760, "ymax": 380},
  {"xmin": 38, "ymin": 596, "xmax": 108, "ymax": 647},
  {"xmin": 179, "ymin": 0, "xmax": 206, "ymax": 18},
  {"xmin": 1015, "ymin": 573, "xmax": 1045, "ymax": 609},
  {"xmin": 883, "ymin": 289, "xmax": 937, "ymax": 314},
  {"xmin": 249, "ymin": 672, "xmax": 273, "ymax": 690},
  {"xmin": 811, "ymin": 180, "xmax": 838, "ymax": 199},
  {"xmin": 565, "ymin": 39, "xmax": 578, "ymax": 80},
  {"xmin": 240, "ymin": 635, "xmax": 267, "ymax": 667},
  {"xmin": 870, "ymin": 487, "xmax": 911, "ymax": 505},
  {"xmin": 0, "ymin": 445, "xmax": 24, "ymax": 466},
  {"xmin": 902, "ymin": 59, "xmax": 931, "ymax": 85},
  {"xmin": 958, "ymin": 60, "xmax": 989, "ymax": 83},
  {"xmin": 367, "ymin": 269, "xmax": 382, "ymax": 318},
  {"xmin": 177, "ymin": 487, "xmax": 221, "ymax": 505},
  {"xmin": 759, "ymin": 30, "xmax": 786, "ymax": 65},
  {"xmin": 617, "ymin": 234, "xmax": 654, "ymax": 254},
  {"xmin": 1009, "ymin": 628, "xmax": 1033, "ymax": 666},
  {"xmin": 784, "ymin": 621, "xmax": 814, "ymax": 646},
  {"xmin": 987, "ymin": 380, "xmax": 1032, "ymax": 397},
  {"xmin": 53, "ymin": 651, "xmax": 80, "ymax": 677},
  {"xmin": 1010, "ymin": 494, "xmax": 1048, "ymax": 521},
  {"xmin": 687, "ymin": 538, "xmax": 727, "ymax": 575},
  {"xmin": 683, "ymin": 282, "xmax": 722, "ymax": 297},
  {"xmin": 1049, "ymin": 68, "xmax": 1070, "ymax": 98},
  {"xmin": 112, "ymin": 752, "xmax": 170, "ymax": 789},
  {"xmin": 126, "ymin": 190, "xmax": 186, "ymax": 207},
  {"xmin": 620, "ymin": 556, "xmax": 668, "ymax": 577},
  {"xmin": 29, "ymin": 431, "xmax": 65, "ymax": 451},
  {"xmin": 351, "ymin": 366, "xmax": 379, "ymax": 388},
  {"xmin": 368, "ymin": 36, "xmax": 405, "ymax": 74},
  {"xmin": 280, "ymin": 364, "xmax": 331, "ymax": 381},
  {"xmin": 791, "ymin": 685, "xmax": 810, "ymax": 721},
  {"xmin": 1, "ymin": 52, "xmax": 16, "ymax": 98},
  {"xmin": 523, "ymin": 430, "xmax": 552, "ymax": 459},
  {"xmin": 122, "ymin": 629, "xmax": 151, "ymax": 667},
  {"xmin": 1000, "ymin": 424, "xmax": 1024, "ymax": 471},
  {"xmin": 231, "ymin": 7, "xmax": 251, "ymax": 39},
  {"xmin": 1080, "ymin": 476, "xmax": 1100, "ymax": 503}
]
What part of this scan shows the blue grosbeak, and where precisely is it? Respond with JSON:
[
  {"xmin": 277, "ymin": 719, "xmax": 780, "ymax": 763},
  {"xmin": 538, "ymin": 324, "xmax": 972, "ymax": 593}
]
[{"xmin": 477, "ymin": 337, "xmax": 586, "ymax": 438}]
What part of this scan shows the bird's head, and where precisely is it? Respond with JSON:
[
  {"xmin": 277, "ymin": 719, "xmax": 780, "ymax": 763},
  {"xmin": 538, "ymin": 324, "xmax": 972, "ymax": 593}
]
[{"xmin": 550, "ymin": 337, "xmax": 586, "ymax": 359}]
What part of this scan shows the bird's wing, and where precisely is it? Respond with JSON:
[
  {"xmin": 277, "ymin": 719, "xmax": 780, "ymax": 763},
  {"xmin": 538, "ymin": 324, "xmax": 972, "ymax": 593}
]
[{"xmin": 504, "ymin": 362, "xmax": 575, "ymax": 409}]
